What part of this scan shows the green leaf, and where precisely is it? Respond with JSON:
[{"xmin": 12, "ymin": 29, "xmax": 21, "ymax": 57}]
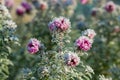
[
  {"xmin": 82, "ymin": 75, "xmax": 91, "ymax": 80},
  {"xmin": 6, "ymin": 46, "xmax": 12, "ymax": 53},
  {"xmin": 1, "ymin": 65, "xmax": 9, "ymax": 75}
]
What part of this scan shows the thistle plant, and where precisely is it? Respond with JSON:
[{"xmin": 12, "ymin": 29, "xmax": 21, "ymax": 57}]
[
  {"xmin": 16, "ymin": 16, "xmax": 96, "ymax": 80},
  {"xmin": 75, "ymin": 0, "xmax": 120, "ymax": 79},
  {"xmin": 0, "ymin": 0, "xmax": 18, "ymax": 80},
  {"xmin": 4, "ymin": 0, "xmax": 79, "ymax": 79},
  {"xmin": 73, "ymin": 0, "xmax": 120, "ymax": 79}
]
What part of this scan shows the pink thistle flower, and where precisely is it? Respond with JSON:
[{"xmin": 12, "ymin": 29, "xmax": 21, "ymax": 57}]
[
  {"xmin": 75, "ymin": 36, "xmax": 92, "ymax": 51},
  {"xmin": 5, "ymin": 0, "xmax": 14, "ymax": 9},
  {"xmin": 21, "ymin": 1, "xmax": 32, "ymax": 13},
  {"xmin": 48, "ymin": 17, "xmax": 71, "ymax": 32},
  {"xmin": 16, "ymin": 6, "xmax": 26, "ymax": 16},
  {"xmin": 80, "ymin": 0, "xmax": 88, "ymax": 5},
  {"xmin": 113, "ymin": 26, "xmax": 120, "ymax": 33},
  {"xmin": 82, "ymin": 29, "xmax": 96, "ymax": 39},
  {"xmin": 27, "ymin": 38, "xmax": 40, "ymax": 54},
  {"xmin": 105, "ymin": 1, "xmax": 116, "ymax": 13},
  {"xmin": 91, "ymin": 8, "xmax": 98, "ymax": 17},
  {"xmin": 40, "ymin": 1, "xmax": 48, "ymax": 11},
  {"xmin": 64, "ymin": 52, "xmax": 80, "ymax": 67}
]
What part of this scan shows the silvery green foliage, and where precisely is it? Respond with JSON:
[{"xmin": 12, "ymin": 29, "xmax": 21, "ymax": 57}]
[
  {"xmin": 0, "ymin": 3, "xmax": 18, "ymax": 80},
  {"xmin": 99, "ymin": 75, "xmax": 112, "ymax": 80}
]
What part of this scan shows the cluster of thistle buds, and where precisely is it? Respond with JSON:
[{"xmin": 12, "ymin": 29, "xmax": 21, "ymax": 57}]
[
  {"xmin": 75, "ymin": 29, "xmax": 96, "ymax": 51},
  {"xmin": 27, "ymin": 16, "xmax": 96, "ymax": 67}
]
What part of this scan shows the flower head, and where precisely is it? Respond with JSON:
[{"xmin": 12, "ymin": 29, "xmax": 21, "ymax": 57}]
[
  {"xmin": 5, "ymin": 0, "xmax": 14, "ymax": 9},
  {"xmin": 27, "ymin": 38, "xmax": 40, "ymax": 54},
  {"xmin": 82, "ymin": 29, "xmax": 96, "ymax": 39},
  {"xmin": 91, "ymin": 8, "xmax": 98, "ymax": 17},
  {"xmin": 113, "ymin": 26, "xmax": 120, "ymax": 33},
  {"xmin": 16, "ymin": 6, "xmax": 26, "ymax": 16},
  {"xmin": 64, "ymin": 52, "xmax": 80, "ymax": 67},
  {"xmin": 40, "ymin": 1, "xmax": 48, "ymax": 11},
  {"xmin": 21, "ymin": 1, "xmax": 32, "ymax": 13},
  {"xmin": 80, "ymin": 0, "xmax": 88, "ymax": 5},
  {"xmin": 75, "ymin": 36, "xmax": 92, "ymax": 51},
  {"xmin": 105, "ymin": 1, "xmax": 116, "ymax": 13},
  {"xmin": 48, "ymin": 17, "xmax": 71, "ymax": 32},
  {"xmin": 32, "ymin": 0, "xmax": 48, "ymax": 10}
]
